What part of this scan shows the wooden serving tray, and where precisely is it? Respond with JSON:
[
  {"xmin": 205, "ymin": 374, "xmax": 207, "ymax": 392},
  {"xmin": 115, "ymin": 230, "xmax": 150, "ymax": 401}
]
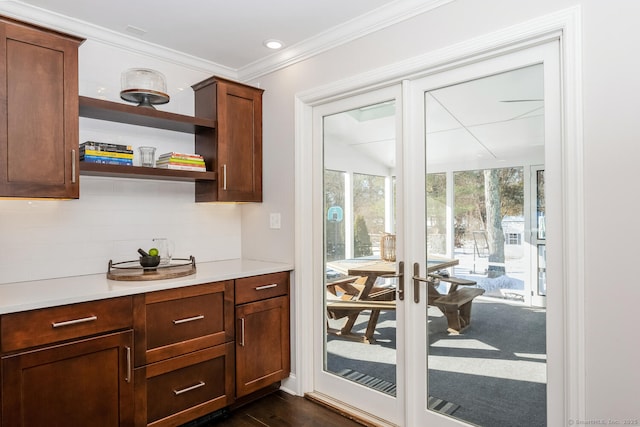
[{"xmin": 107, "ymin": 256, "xmax": 196, "ymax": 281}]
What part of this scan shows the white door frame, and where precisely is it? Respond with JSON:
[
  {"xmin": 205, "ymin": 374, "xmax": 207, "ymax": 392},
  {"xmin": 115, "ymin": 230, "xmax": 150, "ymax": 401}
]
[{"xmin": 292, "ymin": 6, "xmax": 584, "ymax": 425}]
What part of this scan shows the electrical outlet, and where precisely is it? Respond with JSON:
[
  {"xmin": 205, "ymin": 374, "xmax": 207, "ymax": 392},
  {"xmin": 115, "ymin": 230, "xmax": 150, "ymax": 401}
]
[{"xmin": 269, "ymin": 213, "xmax": 281, "ymax": 229}]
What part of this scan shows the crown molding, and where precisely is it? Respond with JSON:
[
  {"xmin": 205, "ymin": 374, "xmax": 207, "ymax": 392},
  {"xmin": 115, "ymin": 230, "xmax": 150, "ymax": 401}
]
[
  {"xmin": 0, "ymin": 0, "xmax": 237, "ymax": 78},
  {"xmin": 0, "ymin": 0, "xmax": 453, "ymax": 83},
  {"xmin": 238, "ymin": 0, "xmax": 454, "ymax": 81}
]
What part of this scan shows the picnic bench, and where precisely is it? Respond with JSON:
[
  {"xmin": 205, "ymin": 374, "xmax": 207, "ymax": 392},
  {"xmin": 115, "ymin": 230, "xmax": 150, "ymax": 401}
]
[
  {"xmin": 326, "ymin": 276, "xmax": 395, "ymax": 344},
  {"xmin": 428, "ymin": 273, "xmax": 485, "ymax": 334}
]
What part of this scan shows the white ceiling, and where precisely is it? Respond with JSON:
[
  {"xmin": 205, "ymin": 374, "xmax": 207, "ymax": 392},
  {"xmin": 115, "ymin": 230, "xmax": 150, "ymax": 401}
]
[
  {"xmin": 324, "ymin": 64, "xmax": 545, "ymax": 171},
  {"xmin": 426, "ymin": 64, "xmax": 545, "ymax": 168},
  {"xmin": 7, "ymin": 0, "xmax": 409, "ymax": 73}
]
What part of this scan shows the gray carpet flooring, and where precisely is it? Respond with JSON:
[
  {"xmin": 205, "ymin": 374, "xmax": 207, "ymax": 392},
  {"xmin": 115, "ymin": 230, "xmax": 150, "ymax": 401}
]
[{"xmin": 326, "ymin": 297, "xmax": 546, "ymax": 426}]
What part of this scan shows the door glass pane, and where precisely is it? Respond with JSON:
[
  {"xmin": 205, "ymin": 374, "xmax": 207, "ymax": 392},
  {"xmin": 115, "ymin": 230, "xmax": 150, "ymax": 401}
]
[
  {"xmin": 323, "ymin": 101, "xmax": 398, "ymax": 396},
  {"xmin": 425, "ymin": 65, "xmax": 547, "ymax": 425}
]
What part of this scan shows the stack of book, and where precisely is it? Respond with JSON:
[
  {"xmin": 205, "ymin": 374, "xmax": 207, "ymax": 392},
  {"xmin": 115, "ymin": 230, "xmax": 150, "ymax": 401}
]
[
  {"xmin": 156, "ymin": 152, "xmax": 206, "ymax": 172},
  {"xmin": 79, "ymin": 142, "xmax": 133, "ymax": 166}
]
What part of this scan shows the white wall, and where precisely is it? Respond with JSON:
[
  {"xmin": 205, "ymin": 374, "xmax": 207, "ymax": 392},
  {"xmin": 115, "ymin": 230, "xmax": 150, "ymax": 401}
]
[{"xmin": 244, "ymin": 0, "xmax": 640, "ymax": 421}]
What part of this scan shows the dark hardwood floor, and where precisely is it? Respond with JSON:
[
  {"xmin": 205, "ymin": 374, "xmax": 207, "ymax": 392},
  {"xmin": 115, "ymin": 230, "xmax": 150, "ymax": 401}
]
[{"xmin": 195, "ymin": 391, "xmax": 364, "ymax": 427}]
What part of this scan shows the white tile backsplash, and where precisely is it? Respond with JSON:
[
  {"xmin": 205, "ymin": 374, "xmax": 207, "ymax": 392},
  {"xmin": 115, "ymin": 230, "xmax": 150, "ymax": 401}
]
[{"xmin": 0, "ymin": 176, "xmax": 242, "ymax": 284}]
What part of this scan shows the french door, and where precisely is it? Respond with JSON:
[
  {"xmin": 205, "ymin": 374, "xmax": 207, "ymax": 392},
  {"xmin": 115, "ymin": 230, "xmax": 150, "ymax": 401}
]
[
  {"xmin": 313, "ymin": 85, "xmax": 405, "ymax": 426},
  {"xmin": 406, "ymin": 40, "xmax": 561, "ymax": 426},
  {"xmin": 310, "ymin": 40, "xmax": 562, "ymax": 426}
]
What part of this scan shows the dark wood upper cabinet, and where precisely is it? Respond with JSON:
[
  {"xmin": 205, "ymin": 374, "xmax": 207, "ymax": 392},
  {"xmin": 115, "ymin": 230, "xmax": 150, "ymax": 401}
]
[
  {"xmin": 0, "ymin": 16, "xmax": 83, "ymax": 199},
  {"xmin": 193, "ymin": 76, "xmax": 264, "ymax": 202}
]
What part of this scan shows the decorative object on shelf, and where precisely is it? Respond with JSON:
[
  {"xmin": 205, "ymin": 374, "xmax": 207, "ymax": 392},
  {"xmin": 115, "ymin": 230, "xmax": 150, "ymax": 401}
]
[
  {"xmin": 107, "ymin": 256, "xmax": 196, "ymax": 281},
  {"xmin": 120, "ymin": 68, "xmax": 169, "ymax": 109},
  {"xmin": 138, "ymin": 146, "xmax": 156, "ymax": 167},
  {"xmin": 79, "ymin": 141, "xmax": 133, "ymax": 165},
  {"xmin": 156, "ymin": 152, "xmax": 206, "ymax": 172}
]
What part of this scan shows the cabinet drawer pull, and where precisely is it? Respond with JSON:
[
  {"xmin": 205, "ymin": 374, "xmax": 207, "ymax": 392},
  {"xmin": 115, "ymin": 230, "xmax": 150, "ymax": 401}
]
[
  {"xmin": 173, "ymin": 381, "xmax": 206, "ymax": 396},
  {"xmin": 173, "ymin": 314, "xmax": 205, "ymax": 325},
  {"xmin": 51, "ymin": 315, "xmax": 97, "ymax": 328},
  {"xmin": 255, "ymin": 283, "xmax": 278, "ymax": 291}
]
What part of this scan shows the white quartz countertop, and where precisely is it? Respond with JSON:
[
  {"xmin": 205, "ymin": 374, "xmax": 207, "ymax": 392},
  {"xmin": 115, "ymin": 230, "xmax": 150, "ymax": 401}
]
[{"xmin": 0, "ymin": 258, "xmax": 293, "ymax": 314}]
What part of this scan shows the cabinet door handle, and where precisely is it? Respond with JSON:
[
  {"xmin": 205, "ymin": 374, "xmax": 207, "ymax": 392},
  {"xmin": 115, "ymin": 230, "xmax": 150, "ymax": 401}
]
[
  {"xmin": 125, "ymin": 346, "xmax": 131, "ymax": 383},
  {"xmin": 255, "ymin": 283, "xmax": 278, "ymax": 291},
  {"xmin": 51, "ymin": 315, "xmax": 97, "ymax": 328},
  {"xmin": 239, "ymin": 318, "xmax": 245, "ymax": 347},
  {"xmin": 71, "ymin": 149, "xmax": 76, "ymax": 184},
  {"xmin": 173, "ymin": 381, "xmax": 205, "ymax": 396},
  {"xmin": 173, "ymin": 314, "xmax": 205, "ymax": 325},
  {"xmin": 222, "ymin": 164, "xmax": 227, "ymax": 190}
]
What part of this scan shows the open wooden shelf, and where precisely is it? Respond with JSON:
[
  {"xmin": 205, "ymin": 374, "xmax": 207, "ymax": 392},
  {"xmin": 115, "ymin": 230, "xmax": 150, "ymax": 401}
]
[
  {"xmin": 79, "ymin": 163, "xmax": 217, "ymax": 182},
  {"xmin": 79, "ymin": 96, "xmax": 216, "ymax": 134},
  {"xmin": 77, "ymin": 96, "xmax": 217, "ymax": 183}
]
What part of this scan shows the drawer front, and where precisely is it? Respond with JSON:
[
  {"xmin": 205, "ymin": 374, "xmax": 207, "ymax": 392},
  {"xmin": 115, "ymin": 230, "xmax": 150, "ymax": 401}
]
[
  {"xmin": 235, "ymin": 271, "xmax": 289, "ymax": 305},
  {"xmin": 144, "ymin": 343, "xmax": 235, "ymax": 425},
  {"xmin": 1, "ymin": 296, "xmax": 133, "ymax": 353},
  {"xmin": 146, "ymin": 292, "xmax": 226, "ymax": 350}
]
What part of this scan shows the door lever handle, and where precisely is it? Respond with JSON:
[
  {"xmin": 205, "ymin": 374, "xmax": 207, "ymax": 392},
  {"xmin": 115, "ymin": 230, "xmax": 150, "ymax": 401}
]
[
  {"xmin": 412, "ymin": 262, "xmax": 432, "ymax": 303},
  {"xmin": 380, "ymin": 261, "xmax": 404, "ymax": 300}
]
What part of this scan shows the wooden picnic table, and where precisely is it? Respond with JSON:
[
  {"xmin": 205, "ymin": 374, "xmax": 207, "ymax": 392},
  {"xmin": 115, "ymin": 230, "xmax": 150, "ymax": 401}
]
[
  {"xmin": 326, "ymin": 256, "xmax": 461, "ymax": 342},
  {"xmin": 328, "ymin": 256, "xmax": 459, "ymax": 298}
]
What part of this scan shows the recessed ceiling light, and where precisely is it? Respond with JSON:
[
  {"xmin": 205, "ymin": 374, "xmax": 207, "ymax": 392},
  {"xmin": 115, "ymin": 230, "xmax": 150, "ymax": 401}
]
[{"xmin": 263, "ymin": 39, "xmax": 284, "ymax": 50}]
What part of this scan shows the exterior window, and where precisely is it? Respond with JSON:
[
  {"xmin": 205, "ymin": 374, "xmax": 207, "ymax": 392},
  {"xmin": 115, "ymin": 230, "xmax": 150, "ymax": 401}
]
[{"xmin": 505, "ymin": 233, "xmax": 522, "ymax": 245}]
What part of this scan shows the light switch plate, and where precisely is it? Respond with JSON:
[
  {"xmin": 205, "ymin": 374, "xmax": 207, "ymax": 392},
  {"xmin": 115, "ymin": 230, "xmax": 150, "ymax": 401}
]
[{"xmin": 269, "ymin": 213, "xmax": 281, "ymax": 229}]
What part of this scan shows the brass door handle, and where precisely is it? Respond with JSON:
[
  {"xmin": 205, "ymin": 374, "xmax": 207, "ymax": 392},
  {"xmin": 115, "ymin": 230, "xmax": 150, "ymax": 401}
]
[{"xmin": 380, "ymin": 261, "xmax": 404, "ymax": 300}]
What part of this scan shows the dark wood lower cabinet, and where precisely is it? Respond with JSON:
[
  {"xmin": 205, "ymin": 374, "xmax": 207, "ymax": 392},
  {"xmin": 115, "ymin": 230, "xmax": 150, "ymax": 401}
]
[
  {"xmin": 1, "ymin": 330, "xmax": 134, "ymax": 427},
  {"xmin": 0, "ymin": 272, "xmax": 291, "ymax": 426},
  {"xmin": 236, "ymin": 295, "xmax": 290, "ymax": 397}
]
